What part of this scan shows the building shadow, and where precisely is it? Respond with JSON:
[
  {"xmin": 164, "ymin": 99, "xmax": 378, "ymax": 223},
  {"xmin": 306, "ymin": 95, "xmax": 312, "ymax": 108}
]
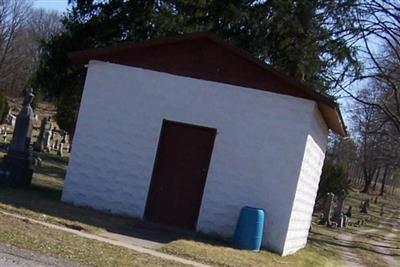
[
  {"xmin": 308, "ymin": 231, "xmax": 400, "ymax": 257},
  {"xmin": 0, "ymin": 181, "xmax": 226, "ymax": 246}
]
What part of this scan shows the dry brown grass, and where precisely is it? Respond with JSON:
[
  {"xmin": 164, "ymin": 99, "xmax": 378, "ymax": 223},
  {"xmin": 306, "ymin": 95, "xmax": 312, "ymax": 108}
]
[
  {"xmin": 0, "ymin": 151, "xmax": 188, "ymax": 266},
  {"xmin": 0, "ymin": 213, "xmax": 187, "ymax": 267},
  {"xmin": 159, "ymin": 239, "xmax": 342, "ymax": 267},
  {"xmin": 1, "ymin": 149, "xmax": 399, "ymax": 267}
]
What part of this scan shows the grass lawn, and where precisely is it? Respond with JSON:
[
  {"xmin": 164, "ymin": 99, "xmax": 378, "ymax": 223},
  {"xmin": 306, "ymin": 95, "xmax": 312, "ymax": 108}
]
[
  {"xmin": 0, "ymin": 150, "xmax": 140, "ymax": 235},
  {"xmin": 349, "ymin": 192, "xmax": 400, "ymax": 267},
  {"xmin": 157, "ymin": 188, "xmax": 400, "ymax": 267},
  {"xmin": 159, "ymin": 239, "xmax": 341, "ymax": 267},
  {"xmin": 0, "ymin": 213, "xmax": 187, "ymax": 267},
  {"xmin": 0, "ymin": 148, "xmax": 399, "ymax": 266},
  {"xmin": 0, "ymin": 151, "xmax": 187, "ymax": 266}
]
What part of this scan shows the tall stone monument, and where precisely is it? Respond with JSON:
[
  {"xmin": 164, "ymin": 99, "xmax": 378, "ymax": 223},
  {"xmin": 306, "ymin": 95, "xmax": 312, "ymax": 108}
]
[
  {"xmin": 319, "ymin": 192, "xmax": 335, "ymax": 225},
  {"xmin": 1, "ymin": 89, "xmax": 35, "ymax": 187},
  {"xmin": 332, "ymin": 189, "xmax": 346, "ymax": 227}
]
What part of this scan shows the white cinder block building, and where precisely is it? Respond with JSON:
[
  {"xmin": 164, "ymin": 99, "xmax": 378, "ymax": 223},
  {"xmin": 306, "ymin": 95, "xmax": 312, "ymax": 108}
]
[{"xmin": 62, "ymin": 33, "xmax": 346, "ymax": 255}]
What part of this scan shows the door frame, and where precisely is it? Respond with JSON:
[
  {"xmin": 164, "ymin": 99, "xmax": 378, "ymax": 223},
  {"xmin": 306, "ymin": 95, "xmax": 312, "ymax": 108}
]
[{"xmin": 144, "ymin": 119, "xmax": 217, "ymax": 229}]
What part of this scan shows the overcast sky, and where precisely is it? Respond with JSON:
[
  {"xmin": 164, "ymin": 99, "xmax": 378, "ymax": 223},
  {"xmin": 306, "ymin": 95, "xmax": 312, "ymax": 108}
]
[{"xmin": 34, "ymin": 0, "xmax": 69, "ymax": 13}]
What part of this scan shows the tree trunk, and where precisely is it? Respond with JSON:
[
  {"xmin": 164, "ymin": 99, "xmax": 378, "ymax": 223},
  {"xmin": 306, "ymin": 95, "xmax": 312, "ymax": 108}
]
[
  {"xmin": 361, "ymin": 167, "xmax": 373, "ymax": 193},
  {"xmin": 358, "ymin": 166, "xmax": 363, "ymax": 184},
  {"xmin": 362, "ymin": 179, "xmax": 372, "ymax": 193},
  {"xmin": 391, "ymin": 176, "xmax": 397, "ymax": 195},
  {"xmin": 380, "ymin": 166, "xmax": 389, "ymax": 196},
  {"xmin": 372, "ymin": 166, "xmax": 381, "ymax": 191}
]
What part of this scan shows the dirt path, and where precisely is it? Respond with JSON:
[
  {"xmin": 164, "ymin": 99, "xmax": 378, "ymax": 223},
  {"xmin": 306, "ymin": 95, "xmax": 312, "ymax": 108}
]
[
  {"xmin": 0, "ymin": 243, "xmax": 82, "ymax": 267},
  {"xmin": 339, "ymin": 211, "xmax": 400, "ymax": 267},
  {"xmin": 339, "ymin": 244, "xmax": 365, "ymax": 267},
  {"xmin": 338, "ymin": 230, "xmax": 373, "ymax": 267},
  {"xmin": 366, "ymin": 213, "xmax": 400, "ymax": 266}
]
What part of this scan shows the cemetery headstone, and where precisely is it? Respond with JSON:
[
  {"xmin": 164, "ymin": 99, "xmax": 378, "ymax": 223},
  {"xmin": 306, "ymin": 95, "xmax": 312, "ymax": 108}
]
[
  {"xmin": 44, "ymin": 132, "xmax": 51, "ymax": 151},
  {"xmin": 329, "ymin": 222, "xmax": 338, "ymax": 228},
  {"xmin": 5, "ymin": 111, "xmax": 16, "ymax": 126},
  {"xmin": 360, "ymin": 199, "xmax": 369, "ymax": 214},
  {"xmin": 319, "ymin": 192, "xmax": 334, "ymax": 225},
  {"xmin": 43, "ymin": 121, "xmax": 53, "ymax": 151},
  {"xmin": 332, "ymin": 189, "xmax": 346, "ymax": 227},
  {"xmin": 57, "ymin": 142, "xmax": 64, "ymax": 157},
  {"xmin": 0, "ymin": 89, "xmax": 35, "ymax": 187},
  {"xmin": 54, "ymin": 139, "xmax": 59, "ymax": 151},
  {"xmin": 61, "ymin": 130, "xmax": 67, "ymax": 143},
  {"xmin": 2, "ymin": 126, "xmax": 7, "ymax": 143},
  {"xmin": 33, "ymin": 117, "xmax": 48, "ymax": 152},
  {"xmin": 343, "ymin": 215, "xmax": 348, "ymax": 227},
  {"xmin": 345, "ymin": 205, "xmax": 352, "ymax": 218}
]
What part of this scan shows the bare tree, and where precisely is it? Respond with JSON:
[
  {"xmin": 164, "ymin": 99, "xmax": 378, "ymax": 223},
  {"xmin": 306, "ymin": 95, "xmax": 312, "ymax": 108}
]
[
  {"xmin": 340, "ymin": 0, "xmax": 400, "ymax": 137},
  {"xmin": 0, "ymin": 0, "xmax": 33, "ymax": 92},
  {"xmin": 326, "ymin": 134, "xmax": 358, "ymax": 177},
  {"xmin": 0, "ymin": 1, "xmax": 62, "ymax": 96},
  {"xmin": 351, "ymin": 89, "xmax": 386, "ymax": 193},
  {"xmin": 27, "ymin": 8, "xmax": 62, "ymax": 64}
]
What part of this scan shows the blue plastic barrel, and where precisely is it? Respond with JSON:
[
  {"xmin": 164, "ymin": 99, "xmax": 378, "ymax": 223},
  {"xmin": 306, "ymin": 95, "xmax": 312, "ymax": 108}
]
[{"xmin": 233, "ymin": 206, "xmax": 265, "ymax": 252}]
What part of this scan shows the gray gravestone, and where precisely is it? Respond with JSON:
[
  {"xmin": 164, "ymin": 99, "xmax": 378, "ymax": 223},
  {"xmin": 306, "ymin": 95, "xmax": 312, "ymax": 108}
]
[
  {"xmin": 332, "ymin": 189, "xmax": 346, "ymax": 227},
  {"xmin": 43, "ymin": 123, "xmax": 53, "ymax": 151},
  {"xmin": 33, "ymin": 117, "xmax": 48, "ymax": 152},
  {"xmin": 9, "ymin": 94, "xmax": 34, "ymax": 153},
  {"xmin": 2, "ymin": 126, "xmax": 7, "ymax": 144},
  {"xmin": 57, "ymin": 142, "xmax": 64, "ymax": 157},
  {"xmin": 345, "ymin": 205, "xmax": 352, "ymax": 218},
  {"xmin": 54, "ymin": 139, "xmax": 59, "ymax": 151},
  {"xmin": 319, "ymin": 192, "xmax": 335, "ymax": 225},
  {"xmin": 61, "ymin": 130, "xmax": 68, "ymax": 144},
  {"xmin": 343, "ymin": 215, "xmax": 348, "ymax": 227},
  {"xmin": 44, "ymin": 131, "xmax": 51, "ymax": 151},
  {"xmin": 360, "ymin": 199, "xmax": 369, "ymax": 214},
  {"xmin": 1, "ymin": 89, "xmax": 35, "ymax": 187}
]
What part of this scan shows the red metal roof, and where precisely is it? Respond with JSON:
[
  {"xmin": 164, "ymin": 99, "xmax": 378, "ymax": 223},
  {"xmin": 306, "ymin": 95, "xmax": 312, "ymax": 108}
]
[{"xmin": 69, "ymin": 32, "xmax": 346, "ymax": 136}]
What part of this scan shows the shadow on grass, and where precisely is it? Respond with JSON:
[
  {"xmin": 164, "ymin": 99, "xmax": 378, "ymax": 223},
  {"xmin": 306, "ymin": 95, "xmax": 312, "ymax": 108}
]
[
  {"xmin": 35, "ymin": 164, "xmax": 66, "ymax": 180},
  {"xmin": 6, "ymin": 153, "xmax": 396, "ymax": 254},
  {"xmin": 309, "ymin": 228, "xmax": 400, "ymax": 258},
  {"xmin": 39, "ymin": 152, "xmax": 69, "ymax": 165},
  {"xmin": 309, "ymin": 236, "xmax": 400, "ymax": 257},
  {"xmin": 2, "ymin": 181, "xmax": 397, "ymax": 256},
  {"xmin": 0, "ymin": 179, "xmax": 213, "ymax": 246},
  {"xmin": 0, "ymin": 149, "xmax": 211, "ymax": 246},
  {"xmin": 362, "ymin": 232, "xmax": 400, "ymax": 243}
]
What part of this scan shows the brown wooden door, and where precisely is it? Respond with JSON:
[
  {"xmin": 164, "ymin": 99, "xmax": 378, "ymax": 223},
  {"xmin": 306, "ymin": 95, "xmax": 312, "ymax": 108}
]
[{"xmin": 144, "ymin": 120, "xmax": 217, "ymax": 230}]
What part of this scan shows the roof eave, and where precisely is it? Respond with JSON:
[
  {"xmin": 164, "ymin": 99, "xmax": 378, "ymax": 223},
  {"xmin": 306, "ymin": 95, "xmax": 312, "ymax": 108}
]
[
  {"xmin": 318, "ymin": 103, "xmax": 347, "ymax": 137},
  {"xmin": 68, "ymin": 32, "xmax": 347, "ymax": 136}
]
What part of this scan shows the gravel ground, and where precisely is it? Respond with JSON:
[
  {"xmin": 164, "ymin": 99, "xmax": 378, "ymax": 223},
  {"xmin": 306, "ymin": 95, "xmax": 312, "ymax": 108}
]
[{"xmin": 0, "ymin": 243, "xmax": 82, "ymax": 267}]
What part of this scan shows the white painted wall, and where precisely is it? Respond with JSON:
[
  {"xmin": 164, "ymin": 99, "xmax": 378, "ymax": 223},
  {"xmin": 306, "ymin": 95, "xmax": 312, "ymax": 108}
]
[
  {"xmin": 62, "ymin": 60, "xmax": 326, "ymax": 255},
  {"xmin": 282, "ymin": 106, "xmax": 328, "ymax": 255}
]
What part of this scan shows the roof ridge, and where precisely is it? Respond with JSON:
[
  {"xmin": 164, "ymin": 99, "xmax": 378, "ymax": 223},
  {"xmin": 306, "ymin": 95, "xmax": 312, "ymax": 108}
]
[{"xmin": 68, "ymin": 32, "xmax": 346, "ymax": 136}]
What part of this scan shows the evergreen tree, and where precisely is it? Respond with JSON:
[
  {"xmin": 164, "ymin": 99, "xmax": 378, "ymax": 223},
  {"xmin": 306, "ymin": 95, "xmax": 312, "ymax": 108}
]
[
  {"xmin": 0, "ymin": 91, "xmax": 9, "ymax": 123},
  {"xmin": 33, "ymin": 0, "xmax": 360, "ymax": 134}
]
